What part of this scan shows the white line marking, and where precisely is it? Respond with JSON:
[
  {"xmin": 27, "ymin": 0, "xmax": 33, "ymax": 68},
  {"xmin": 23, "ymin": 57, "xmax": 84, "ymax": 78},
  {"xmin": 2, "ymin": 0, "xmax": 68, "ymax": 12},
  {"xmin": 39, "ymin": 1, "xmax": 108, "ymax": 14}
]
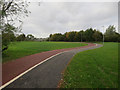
[
  {"xmin": 93, "ymin": 43, "xmax": 97, "ymax": 46},
  {"xmin": 0, "ymin": 43, "xmax": 96, "ymax": 89},
  {"xmin": 0, "ymin": 52, "xmax": 66, "ymax": 89}
]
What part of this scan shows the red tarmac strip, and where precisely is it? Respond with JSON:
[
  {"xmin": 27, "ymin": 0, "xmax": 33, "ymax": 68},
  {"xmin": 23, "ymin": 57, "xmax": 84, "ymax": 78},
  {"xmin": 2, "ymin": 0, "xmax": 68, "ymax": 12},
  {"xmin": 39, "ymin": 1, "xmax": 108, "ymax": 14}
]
[{"xmin": 2, "ymin": 43, "xmax": 95, "ymax": 85}]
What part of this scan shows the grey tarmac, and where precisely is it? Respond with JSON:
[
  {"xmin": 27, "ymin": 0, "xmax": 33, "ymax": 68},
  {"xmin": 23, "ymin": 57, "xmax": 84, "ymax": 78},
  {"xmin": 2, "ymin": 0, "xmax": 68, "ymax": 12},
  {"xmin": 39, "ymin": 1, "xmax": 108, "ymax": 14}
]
[{"xmin": 5, "ymin": 44, "xmax": 103, "ymax": 88}]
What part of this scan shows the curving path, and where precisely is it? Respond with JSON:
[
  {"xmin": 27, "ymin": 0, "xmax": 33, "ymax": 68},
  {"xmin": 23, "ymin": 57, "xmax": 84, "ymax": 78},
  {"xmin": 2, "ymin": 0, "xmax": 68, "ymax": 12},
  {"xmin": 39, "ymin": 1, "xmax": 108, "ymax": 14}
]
[{"xmin": 1, "ymin": 43, "xmax": 103, "ymax": 88}]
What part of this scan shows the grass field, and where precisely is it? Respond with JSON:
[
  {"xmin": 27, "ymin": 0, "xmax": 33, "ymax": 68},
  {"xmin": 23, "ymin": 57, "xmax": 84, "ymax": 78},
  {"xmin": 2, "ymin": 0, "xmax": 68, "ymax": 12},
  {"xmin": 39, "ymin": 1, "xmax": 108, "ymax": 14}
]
[
  {"xmin": 61, "ymin": 42, "xmax": 118, "ymax": 88},
  {"xmin": 3, "ymin": 41, "xmax": 87, "ymax": 63}
]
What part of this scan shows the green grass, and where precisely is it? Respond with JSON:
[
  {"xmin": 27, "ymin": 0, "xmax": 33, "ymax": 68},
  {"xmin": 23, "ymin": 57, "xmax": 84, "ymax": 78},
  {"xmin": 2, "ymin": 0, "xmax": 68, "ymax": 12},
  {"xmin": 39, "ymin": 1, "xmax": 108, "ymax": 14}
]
[
  {"xmin": 61, "ymin": 42, "xmax": 118, "ymax": 88},
  {"xmin": 3, "ymin": 41, "xmax": 87, "ymax": 63}
]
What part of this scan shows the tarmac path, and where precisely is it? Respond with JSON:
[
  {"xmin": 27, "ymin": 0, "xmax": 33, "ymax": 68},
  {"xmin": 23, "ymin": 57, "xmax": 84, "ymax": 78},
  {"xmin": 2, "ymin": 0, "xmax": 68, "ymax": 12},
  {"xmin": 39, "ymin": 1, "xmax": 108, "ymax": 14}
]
[{"xmin": 1, "ymin": 43, "xmax": 103, "ymax": 88}]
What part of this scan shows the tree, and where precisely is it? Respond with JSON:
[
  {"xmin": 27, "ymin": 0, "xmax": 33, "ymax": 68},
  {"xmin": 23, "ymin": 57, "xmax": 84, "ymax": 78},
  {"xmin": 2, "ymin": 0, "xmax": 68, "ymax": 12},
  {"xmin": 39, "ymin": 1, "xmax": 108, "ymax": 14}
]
[
  {"xmin": 26, "ymin": 34, "xmax": 35, "ymax": 41},
  {"xmin": 80, "ymin": 30, "xmax": 85, "ymax": 42},
  {"xmin": 105, "ymin": 25, "xmax": 116, "ymax": 35},
  {"xmin": 48, "ymin": 34, "xmax": 52, "ymax": 41},
  {"xmin": 1, "ymin": 0, "xmax": 29, "ymax": 28},
  {"xmin": 16, "ymin": 34, "xmax": 26, "ymax": 41},
  {"xmin": 118, "ymin": 35, "xmax": 120, "ymax": 42},
  {"xmin": 74, "ymin": 32, "xmax": 80, "ymax": 42},
  {"xmin": 66, "ymin": 31, "xmax": 76, "ymax": 42},
  {"xmin": 93, "ymin": 30, "xmax": 103, "ymax": 42},
  {"xmin": 48, "ymin": 25, "xmax": 120, "ymax": 42},
  {"xmin": 105, "ymin": 25, "xmax": 119, "ymax": 42},
  {"xmin": 49, "ymin": 33, "xmax": 64, "ymax": 41},
  {"xmin": 74, "ymin": 31, "xmax": 84, "ymax": 42},
  {"xmin": 63, "ymin": 32, "xmax": 68, "ymax": 41},
  {"xmin": 84, "ymin": 28, "xmax": 94, "ymax": 41},
  {"xmin": 1, "ymin": 0, "xmax": 30, "ymax": 51},
  {"xmin": 49, "ymin": 34, "xmax": 52, "ymax": 38},
  {"xmin": 2, "ymin": 24, "xmax": 16, "ymax": 51}
]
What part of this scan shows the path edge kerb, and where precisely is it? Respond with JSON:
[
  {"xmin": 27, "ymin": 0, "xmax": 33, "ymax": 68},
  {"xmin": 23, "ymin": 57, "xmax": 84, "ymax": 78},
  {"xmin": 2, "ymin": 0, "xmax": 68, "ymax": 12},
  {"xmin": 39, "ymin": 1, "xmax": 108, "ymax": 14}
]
[
  {"xmin": 1, "ymin": 52, "xmax": 63, "ymax": 89},
  {"xmin": 1, "ymin": 43, "xmax": 96, "ymax": 89},
  {"xmin": 57, "ymin": 43, "xmax": 103, "ymax": 88}
]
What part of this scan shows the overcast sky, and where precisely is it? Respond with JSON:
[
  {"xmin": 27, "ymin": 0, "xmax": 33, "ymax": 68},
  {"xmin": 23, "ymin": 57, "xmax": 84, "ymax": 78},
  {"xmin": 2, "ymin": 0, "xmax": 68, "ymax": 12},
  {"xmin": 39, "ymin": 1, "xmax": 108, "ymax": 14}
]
[{"xmin": 21, "ymin": 2, "xmax": 118, "ymax": 38}]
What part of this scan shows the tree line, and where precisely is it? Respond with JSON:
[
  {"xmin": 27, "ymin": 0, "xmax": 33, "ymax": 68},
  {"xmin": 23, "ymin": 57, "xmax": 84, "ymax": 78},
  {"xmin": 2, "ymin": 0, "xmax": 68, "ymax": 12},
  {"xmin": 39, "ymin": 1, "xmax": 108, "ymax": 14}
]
[
  {"xmin": 2, "ymin": 24, "xmax": 37, "ymax": 51},
  {"xmin": 48, "ymin": 25, "xmax": 120, "ymax": 42},
  {"xmin": 1, "ymin": 0, "xmax": 119, "ymax": 53}
]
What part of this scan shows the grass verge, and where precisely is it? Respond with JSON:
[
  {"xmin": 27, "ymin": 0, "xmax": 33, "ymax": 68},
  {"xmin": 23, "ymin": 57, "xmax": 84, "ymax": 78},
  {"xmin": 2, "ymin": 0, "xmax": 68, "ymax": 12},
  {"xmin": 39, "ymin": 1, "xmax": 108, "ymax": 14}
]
[
  {"xmin": 61, "ymin": 42, "xmax": 118, "ymax": 88},
  {"xmin": 3, "ymin": 41, "xmax": 87, "ymax": 63}
]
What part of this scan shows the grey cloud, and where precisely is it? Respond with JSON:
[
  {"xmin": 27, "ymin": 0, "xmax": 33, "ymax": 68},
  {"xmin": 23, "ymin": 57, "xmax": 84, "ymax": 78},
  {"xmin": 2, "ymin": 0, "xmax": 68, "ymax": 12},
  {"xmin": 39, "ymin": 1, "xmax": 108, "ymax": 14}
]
[{"xmin": 22, "ymin": 2, "xmax": 118, "ymax": 38}]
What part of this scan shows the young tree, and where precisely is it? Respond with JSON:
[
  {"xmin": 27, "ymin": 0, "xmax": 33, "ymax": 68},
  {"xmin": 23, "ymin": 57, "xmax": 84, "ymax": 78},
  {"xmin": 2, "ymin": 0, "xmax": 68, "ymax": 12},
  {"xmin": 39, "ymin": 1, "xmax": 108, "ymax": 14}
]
[
  {"xmin": 1, "ymin": 0, "xmax": 30, "ymax": 51},
  {"xmin": 105, "ymin": 25, "xmax": 119, "ymax": 42},
  {"xmin": 2, "ymin": 24, "xmax": 16, "ymax": 51}
]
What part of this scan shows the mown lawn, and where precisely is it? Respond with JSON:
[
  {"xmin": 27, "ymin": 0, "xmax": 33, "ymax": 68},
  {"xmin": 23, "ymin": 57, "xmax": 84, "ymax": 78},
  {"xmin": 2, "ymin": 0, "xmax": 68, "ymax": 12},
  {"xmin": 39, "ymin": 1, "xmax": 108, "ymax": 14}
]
[
  {"xmin": 3, "ymin": 41, "xmax": 87, "ymax": 63},
  {"xmin": 61, "ymin": 42, "xmax": 118, "ymax": 88}
]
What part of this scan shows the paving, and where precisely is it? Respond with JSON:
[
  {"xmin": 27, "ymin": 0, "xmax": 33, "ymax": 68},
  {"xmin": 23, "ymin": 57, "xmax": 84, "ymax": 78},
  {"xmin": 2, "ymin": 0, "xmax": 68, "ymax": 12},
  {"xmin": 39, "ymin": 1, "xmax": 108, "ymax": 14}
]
[{"xmin": 2, "ymin": 43, "xmax": 102, "ymax": 88}]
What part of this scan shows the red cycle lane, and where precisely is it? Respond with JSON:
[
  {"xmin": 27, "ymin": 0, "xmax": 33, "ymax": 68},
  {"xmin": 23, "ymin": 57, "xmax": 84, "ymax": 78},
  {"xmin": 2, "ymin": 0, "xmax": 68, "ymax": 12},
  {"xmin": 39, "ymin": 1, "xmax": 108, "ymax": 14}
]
[{"xmin": 2, "ymin": 43, "xmax": 95, "ymax": 86}]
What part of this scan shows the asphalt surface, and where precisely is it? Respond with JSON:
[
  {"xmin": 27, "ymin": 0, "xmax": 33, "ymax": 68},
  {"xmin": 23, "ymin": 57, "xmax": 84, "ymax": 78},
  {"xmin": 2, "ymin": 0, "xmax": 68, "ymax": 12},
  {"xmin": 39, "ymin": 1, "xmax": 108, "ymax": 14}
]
[
  {"xmin": 4, "ymin": 44, "xmax": 102, "ymax": 88},
  {"xmin": 2, "ymin": 43, "xmax": 94, "ymax": 85}
]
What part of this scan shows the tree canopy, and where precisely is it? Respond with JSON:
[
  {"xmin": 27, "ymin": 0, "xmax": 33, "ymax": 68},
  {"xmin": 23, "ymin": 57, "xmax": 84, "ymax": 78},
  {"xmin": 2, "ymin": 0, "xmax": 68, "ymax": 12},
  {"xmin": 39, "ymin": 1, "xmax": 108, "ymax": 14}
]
[
  {"xmin": 1, "ymin": 0, "xmax": 30, "ymax": 51},
  {"xmin": 105, "ymin": 25, "xmax": 119, "ymax": 42},
  {"xmin": 49, "ymin": 26, "xmax": 119, "ymax": 42}
]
